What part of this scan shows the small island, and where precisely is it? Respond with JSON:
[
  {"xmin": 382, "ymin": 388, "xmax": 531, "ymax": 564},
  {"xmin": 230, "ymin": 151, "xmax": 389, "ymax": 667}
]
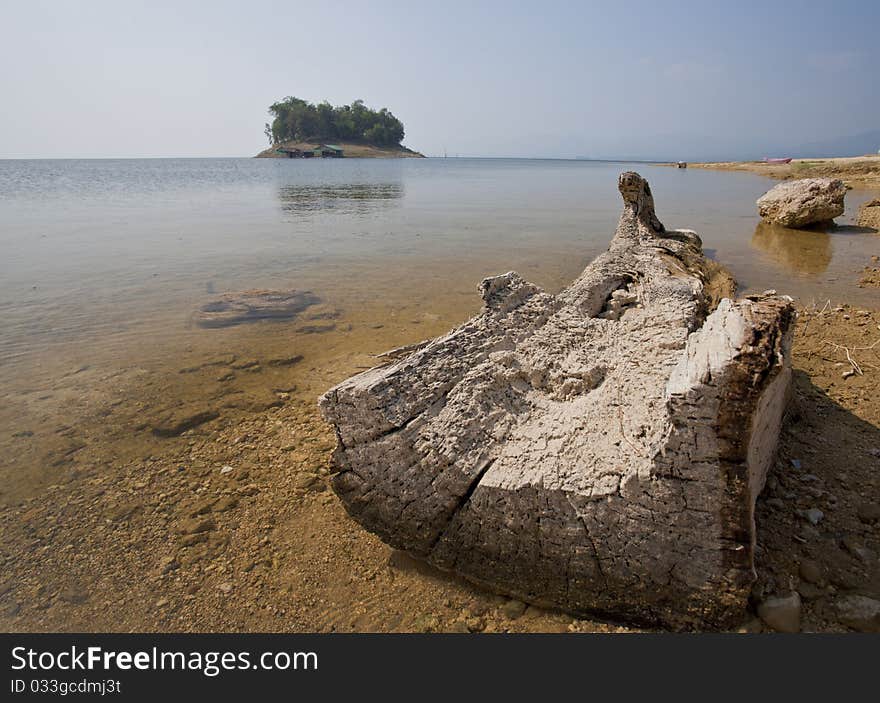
[{"xmin": 255, "ymin": 97, "xmax": 424, "ymax": 159}]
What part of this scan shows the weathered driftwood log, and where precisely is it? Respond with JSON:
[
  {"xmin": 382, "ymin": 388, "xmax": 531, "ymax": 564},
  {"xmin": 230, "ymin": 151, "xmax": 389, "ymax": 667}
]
[{"xmin": 319, "ymin": 172, "xmax": 796, "ymax": 628}]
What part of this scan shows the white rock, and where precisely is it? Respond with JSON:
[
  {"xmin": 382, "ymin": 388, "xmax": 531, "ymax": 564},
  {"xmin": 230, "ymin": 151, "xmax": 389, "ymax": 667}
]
[{"xmin": 756, "ymin": 178, "xmax": 846, "ymax": 228}]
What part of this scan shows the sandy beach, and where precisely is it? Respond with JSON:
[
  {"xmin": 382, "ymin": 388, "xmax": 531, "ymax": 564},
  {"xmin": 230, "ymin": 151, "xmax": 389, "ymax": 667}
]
[
  {"xmin": 1, "ymin": 302, "xmax": 878, "ymax": 633},
  {"xmin": 683, "ymin": 155, "xmax": 880, "ymax": 190}
]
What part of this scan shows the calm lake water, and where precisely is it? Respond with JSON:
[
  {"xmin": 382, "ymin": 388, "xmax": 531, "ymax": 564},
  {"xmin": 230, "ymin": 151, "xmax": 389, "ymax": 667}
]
[
  {"xmin": 0, "ymin": 157, "xmax": 876, "ymax": 504},
  {"xmin": 1, "ymin": 157, "xmax": 877, "ymax": 360}
]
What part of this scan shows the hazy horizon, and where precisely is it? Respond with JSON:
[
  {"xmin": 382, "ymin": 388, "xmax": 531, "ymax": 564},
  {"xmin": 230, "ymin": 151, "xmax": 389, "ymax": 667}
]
[{"xmin": 2, "ymin": 0, "xmax": 877, "ymax": 161}]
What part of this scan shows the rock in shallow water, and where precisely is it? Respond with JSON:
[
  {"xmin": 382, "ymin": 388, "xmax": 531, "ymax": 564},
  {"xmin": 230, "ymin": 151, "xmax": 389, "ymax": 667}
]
[
  {"xmin": 319, "ymin": 172, "xmax": 796, "ymax": 628},
  {"xmin": 756, "ymin": 178, "xmax": 846, "ymax": 228},
  {"xmin": 194, "ymin": 290, "xmax": 320, "ymax": 328},
  {"xmin": 150, "ymin": 407, "xmax": 219, "ymax": 437}
]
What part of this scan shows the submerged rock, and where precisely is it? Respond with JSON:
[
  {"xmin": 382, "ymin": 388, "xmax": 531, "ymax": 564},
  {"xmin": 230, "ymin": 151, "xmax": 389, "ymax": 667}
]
[
  {"xmin": 756, "ymin": 178, "xmax": 846, "ymax": 228},
  {"xmin": 319, "ymin": 172, "xmax": 796, "ymax": 628},
  {"xmin": 194, "ymin": 290, "xmax": 320, "ymax": 328},
  {"xmin": 150, "ymin": 407, "xmax": 219, "ymax": 437},
  {"xmin": 296, "ymin": 323, "xmax": 336, "ymax": 334},
  {"xmin": 266, "ymin": 354, "xmax": 304, "ymax": 367}
]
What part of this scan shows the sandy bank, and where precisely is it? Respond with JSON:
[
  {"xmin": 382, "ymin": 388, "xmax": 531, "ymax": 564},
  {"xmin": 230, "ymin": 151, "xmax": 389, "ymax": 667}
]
[
  {"xmin": 1, "ymin": 303, "xmax": 878, "ymax": 633},
  {"xmin": 681, "ymin": 155, "xmax": 880, "ymax": 237},
  {"xmin": 680, "ymin": 155, "xmax": 880, "ymax": 189}
]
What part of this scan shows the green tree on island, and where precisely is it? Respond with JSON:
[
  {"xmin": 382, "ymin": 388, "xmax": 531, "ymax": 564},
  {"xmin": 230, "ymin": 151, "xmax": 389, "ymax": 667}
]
[{"xmin": 266, "ymin": 97, "xmax": 405, "ymax": 146}]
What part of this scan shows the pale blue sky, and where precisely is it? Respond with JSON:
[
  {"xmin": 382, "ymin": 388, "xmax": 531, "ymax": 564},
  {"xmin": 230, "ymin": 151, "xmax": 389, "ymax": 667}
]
[{"xmin": 1, "ymin": 0, "xmax": 877, "ymax": 159}]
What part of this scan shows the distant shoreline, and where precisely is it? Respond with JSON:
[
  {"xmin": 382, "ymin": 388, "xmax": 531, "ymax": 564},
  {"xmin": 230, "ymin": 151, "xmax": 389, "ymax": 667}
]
[
  {"xmin": 255, "ymin": 141, "xmax": 424, "ymax": 159},
  {"xmin": 668, "ymin": 155, "xmax": 880, "ymax": 189}
]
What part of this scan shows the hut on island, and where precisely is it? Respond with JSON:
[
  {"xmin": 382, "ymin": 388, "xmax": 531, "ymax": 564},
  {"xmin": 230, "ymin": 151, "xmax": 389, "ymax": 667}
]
[
  {"xmin": 313, "ymin": 144, "xmax": 344, "ymax": 158},
  {"xmin": 273, "ymin": 144, "xmax": 345, "ymax": 158},
  {"xmin": 275, "ymin": 146, "xmax": 313, "ymax": 158}
]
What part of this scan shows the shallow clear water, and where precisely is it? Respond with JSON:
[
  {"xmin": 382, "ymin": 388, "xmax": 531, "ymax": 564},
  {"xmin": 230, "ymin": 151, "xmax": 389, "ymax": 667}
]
[
  {"xmin": 0, "ymin": 157, "xmax": 876, "ymax": 504},
  {"xmin": 1, "ymin": 157, "xmax": 876, "ymax": 359}
]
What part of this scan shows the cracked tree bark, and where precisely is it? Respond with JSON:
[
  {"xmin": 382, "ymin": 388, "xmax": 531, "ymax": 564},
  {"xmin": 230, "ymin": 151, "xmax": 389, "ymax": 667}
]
[{"xmin": 319, "ymin": 172, "xmax": 796, "ymax": 628}]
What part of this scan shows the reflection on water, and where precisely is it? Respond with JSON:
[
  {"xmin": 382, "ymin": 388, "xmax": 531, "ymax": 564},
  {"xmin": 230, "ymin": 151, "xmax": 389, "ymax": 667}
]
[
  {"xmin": 751, "ymin": 222, "xmax": 832, "ymax": 275},
  {"xmin": 278, "ymin": 182, "xmax": 404, "ymax": 215},
  {"xmin": 832, "ymin": 224, "xmax": 879, "ymax": 235}
]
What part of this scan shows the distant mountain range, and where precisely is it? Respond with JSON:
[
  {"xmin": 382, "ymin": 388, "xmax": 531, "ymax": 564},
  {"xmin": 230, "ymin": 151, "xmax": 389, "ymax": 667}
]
[{"xmin": 569, "ymin": 129, "xmax": 880, "ymax": 163}]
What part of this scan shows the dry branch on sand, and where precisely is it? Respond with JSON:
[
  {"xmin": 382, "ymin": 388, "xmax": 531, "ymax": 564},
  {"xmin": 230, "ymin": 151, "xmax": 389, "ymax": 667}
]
[{"xmin": 820, "ymin": 338, "xmax": 880, "ymax": 376}]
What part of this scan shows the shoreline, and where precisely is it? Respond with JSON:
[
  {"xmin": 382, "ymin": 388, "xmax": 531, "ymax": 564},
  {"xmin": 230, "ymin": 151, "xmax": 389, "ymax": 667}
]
[
  {"xmin": 672, "ymin": 155, "xmax": 880, "ymax": 190},
  {"xmin": 673, "ymin": 154, "xmax": 880, "ymax": 279}
]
